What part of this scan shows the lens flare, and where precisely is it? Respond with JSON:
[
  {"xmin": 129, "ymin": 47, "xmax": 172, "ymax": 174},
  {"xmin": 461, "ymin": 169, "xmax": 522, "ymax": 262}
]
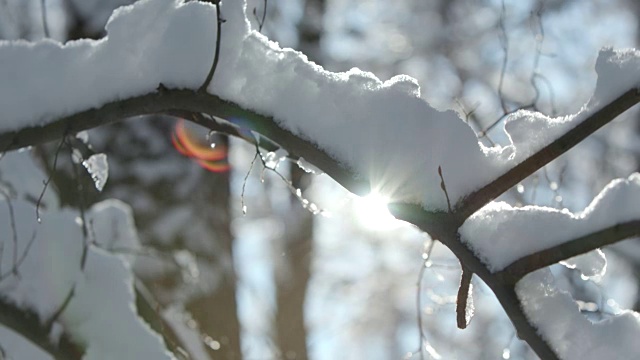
[{"xmin": 172, "ymin": 119, "xmax": 230, "ymax": 172}]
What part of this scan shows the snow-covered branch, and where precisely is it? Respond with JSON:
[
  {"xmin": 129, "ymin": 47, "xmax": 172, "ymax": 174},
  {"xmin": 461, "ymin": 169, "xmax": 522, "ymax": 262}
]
[
  {"xmin": 500, "ymin": 220, "xmax": 640, "ymax": 283},
  {"xmin": 461, "ymin": 173, "xmax": 640, "ymax": 275},
  {"xmin": 2, "ymin": 0, "xmax": 640, "ymax": 359},
  {"xmin": 0, "ymin": 89, "xmax": 368, "ymax": 196}
]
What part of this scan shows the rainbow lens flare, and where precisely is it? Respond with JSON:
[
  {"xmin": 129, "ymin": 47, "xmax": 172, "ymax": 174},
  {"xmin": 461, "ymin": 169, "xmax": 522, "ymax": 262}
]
[{"xmin": 171, "ymin": 119, "xmax": 230, "ymax": 173}]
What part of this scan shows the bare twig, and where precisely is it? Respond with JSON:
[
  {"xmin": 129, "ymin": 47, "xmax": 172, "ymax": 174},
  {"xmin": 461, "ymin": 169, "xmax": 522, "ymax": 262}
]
[
  {"xmin": 251, "ymin": 138, "xmax": 324, "ymax": 214},
  {"xmin": 36, "ymin": 134, "xmax": 66, "ymax": 223},
  {"xmin": 479, "ymin": 0, "xmax": 554, "ymax": 138},
  {"xmin": 0, "ymin": 230, "xmax": 37, "ymax": 282},
  {"xmin": 438, "ymin": 166, "xmax": 452, "ymax": 213},
  {"xmin": 455, "ymin": 99, "xmax": 496, "ymax": 146},
  {"xmin": 241, "ymin": 152, "xmax": 259, "ymax": 215},
  {"xmin": 199, "ymin": 2, "xmax": 224, "ymax": 93},
  {"xmin": 40, "ymin": 0, "xmax": 49, "ymax": 38},
  {"xmin": 44, "ymin": 285, "xmax": 76, "ymax": 331},
  {"xmin": 497, "ymin": 0, "xmax": 509, "ymax": 114},
  {"xmin": 253, "ymin": 0, "xmax": 268, "ymax": 33},
  {"xmin": 527, "ymin": 1, "xmax": 545, "ymax": 110}
]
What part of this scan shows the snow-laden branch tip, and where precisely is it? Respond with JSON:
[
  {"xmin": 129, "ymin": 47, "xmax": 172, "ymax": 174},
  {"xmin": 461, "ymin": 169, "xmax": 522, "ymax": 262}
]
[{"xmin": 460, "ymin": 173, "xmax": 640, "ymax": 274}]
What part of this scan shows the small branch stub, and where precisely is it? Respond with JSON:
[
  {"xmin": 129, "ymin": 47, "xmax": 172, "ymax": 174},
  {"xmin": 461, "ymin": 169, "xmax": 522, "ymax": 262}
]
[
  {"xmin": 438, "ymin": 165, "xmax": 452, "ymax": 213},
  {"xmin": 456, "ymin": 266, "xmax": 473, "ymax": 329}
]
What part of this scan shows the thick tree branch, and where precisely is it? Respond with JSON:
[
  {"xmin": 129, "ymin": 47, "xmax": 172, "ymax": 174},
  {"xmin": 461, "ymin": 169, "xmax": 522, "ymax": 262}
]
[
  {"xmin": 497, "ymin": 220, "xmax": 640, "ymax": 284},
  {"xmin": 456, "ymin": 89, "xmax": 640, "ymax": 219},
  {"xmin": 198, "ymin": 1, "xmax": 223, "ymax": 93},
  {"xmin": 0, "ymin": 88, "xmax": 370, "ymax": 197}
]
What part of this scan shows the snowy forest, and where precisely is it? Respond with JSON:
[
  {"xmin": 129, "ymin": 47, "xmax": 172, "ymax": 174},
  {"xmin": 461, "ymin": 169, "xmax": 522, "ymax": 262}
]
[{"xmin": 1, "ymin": 0, "xmax": 640, "ymax": 359}]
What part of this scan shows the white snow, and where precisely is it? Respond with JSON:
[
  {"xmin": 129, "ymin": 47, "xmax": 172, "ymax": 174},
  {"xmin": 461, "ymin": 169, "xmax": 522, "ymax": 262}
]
[
  {"xmin": 592, "ymin": 48, "xmax": 640, "ymax": 106},
  {"xmin": 2, "ymin": 0, "xmax": 639, "ymax": 210},
  {"xmin": 82, "ymin": 153, "xmax": 109, "ymax": 192},
  {"xmin": 460, "ymin": 173, "xmax": 640, "ymax": 273},
  {"xmin": 263, "ymin": 148, "xmax": 288, "ymax": 169},
  {"xmin": 560, "ymin": 249, "xmax": 607, "ymax": 280},
  {"xmin": 517, "ymin": 269, "xmax": 640, "ymax": 360},
  {"xmin": 297, "ymin": 157, "xmax": 323, "ymax": 175}
]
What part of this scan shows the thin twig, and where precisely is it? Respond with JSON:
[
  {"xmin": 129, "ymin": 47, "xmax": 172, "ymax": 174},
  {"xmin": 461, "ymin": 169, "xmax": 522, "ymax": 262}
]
[
  {"xmin": 40, "ymin": 0, "xmax": 50, "ymax": 38},
  {"xmin": 44, "ymin": 285, "xmax": 75, "ymax": 331},
  {"xmin": 438, "ymin": 166, "xmax": 452, "ymax": 213},
  {"xmin": 0, "ymin": 230, "xmax": 37, "ymax": 283},
  {"xmin": 199, "ymin": 2, "xmax": 224, "ymax": 93},
  {"xmin": 497, "ymin": 0, "xmax": 509, "ymax": 114},
  {"xmin": 253, "ymin": 0, "xmax": 268, "ymax": 33},
  {"xmin": 241, "ymin": 152, "xmax": 259, "ymax": 215},
  {"xmin": 479, "ymin": 0, "xmax": 553, "ymax": 139},
  {"xmin": 36, "ymin": 135, "xmax": 66, "ymax": 223},
  {"xmin": 523, "ymin": 1, "xmax": 545, "ymax": 112},
  {"xmin": 250, "ymin": 139, "xmax": 324, "ymax": 214}
]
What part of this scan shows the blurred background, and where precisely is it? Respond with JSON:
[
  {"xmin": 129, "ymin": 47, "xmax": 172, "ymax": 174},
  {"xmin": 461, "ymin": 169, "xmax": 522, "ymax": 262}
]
[{"xmin": 1, "ymin": 0, "xmax": 640, "ymax": 359}]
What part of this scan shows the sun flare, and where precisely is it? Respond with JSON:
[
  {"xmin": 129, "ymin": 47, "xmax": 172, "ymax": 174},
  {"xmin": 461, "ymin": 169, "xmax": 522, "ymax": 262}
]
[{"xmin": 353, "ymin": 192, "xmax": 399, "ymax": 231}]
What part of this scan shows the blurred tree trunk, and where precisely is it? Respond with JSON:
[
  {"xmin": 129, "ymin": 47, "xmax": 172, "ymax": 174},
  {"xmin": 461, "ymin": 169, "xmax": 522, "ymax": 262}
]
[
  {"xmin": 185, "ymin": 137, "xmax": 243, "ymax": 360},
  {"xmin": 273, "ymin": 1, "xmax": 325, "ymax": 358},
  {"xmin": 274, "ymin": 196, "xmax": 313, "ymax": 360}
]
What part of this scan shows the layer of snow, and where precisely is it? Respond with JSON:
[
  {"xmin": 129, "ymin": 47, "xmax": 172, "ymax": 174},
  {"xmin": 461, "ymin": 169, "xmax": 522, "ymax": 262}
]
[
  {"xmin": 517, "ymin": 269, "xmax": 640, "ymax": 360},
  {"xmin": 2, "ymin": 0, "xmax": 639, "ymax": 210},
  {"xmin": 82, "ymin": 153, "xmax": 109, "ymax": 192},
  {"xmin": 460, "ymin": 173, "xmax": 640, "ymax": 272},
  {"xmin": 592, "ymin": 48, "xmax": 640, "ymax": 106}
]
